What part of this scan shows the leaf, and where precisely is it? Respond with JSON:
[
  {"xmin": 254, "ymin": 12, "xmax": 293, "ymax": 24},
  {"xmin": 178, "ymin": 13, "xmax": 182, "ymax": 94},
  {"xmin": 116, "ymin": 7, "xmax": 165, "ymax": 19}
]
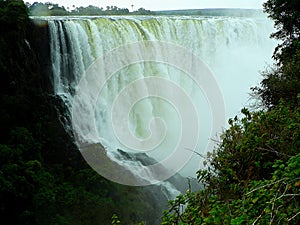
[{"xmin": 252, "ymin": 198, "xmax": 259, "ymax": 204}]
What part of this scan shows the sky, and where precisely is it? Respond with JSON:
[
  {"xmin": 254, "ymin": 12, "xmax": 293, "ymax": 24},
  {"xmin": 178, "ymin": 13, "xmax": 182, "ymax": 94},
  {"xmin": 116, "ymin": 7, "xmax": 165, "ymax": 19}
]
[{"xmin": 26, "ymin": 0, "xmax": 267, "ymax": 11}]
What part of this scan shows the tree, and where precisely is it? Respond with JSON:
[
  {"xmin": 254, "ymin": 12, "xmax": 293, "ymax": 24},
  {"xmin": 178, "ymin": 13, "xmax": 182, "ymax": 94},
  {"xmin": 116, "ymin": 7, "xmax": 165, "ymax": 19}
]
[
  {"xmin": 263, "ymin": 0, "xmax": 300, "ymax": 63},
  {"xmin": 0, "ymin": 0, "xmax": 28, "ymax": 28},
  {"xmin": 252, "ymin": 0, "xmax": 300, "ymax": 108},
  {"xmin": 252, "ymin": 51, "xmax": 300, "ymax": 108},
  {"xmin": 133, "ymin": 7, "xmax": 152, "ymax": 15},
  {"xmin": 28, "ymin": 2, "xmax": 69, "ymax": 16},
  {"xmin": 28, "ymin": 2, "xmax": 50, "ymax": 16}
]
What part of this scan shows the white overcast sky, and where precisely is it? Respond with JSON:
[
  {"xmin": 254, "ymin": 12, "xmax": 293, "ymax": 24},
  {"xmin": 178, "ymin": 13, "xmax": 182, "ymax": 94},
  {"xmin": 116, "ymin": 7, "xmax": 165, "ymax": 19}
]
[{"xmin": 25, "ymin": 0, "xmax": 267, "ymax": 11}]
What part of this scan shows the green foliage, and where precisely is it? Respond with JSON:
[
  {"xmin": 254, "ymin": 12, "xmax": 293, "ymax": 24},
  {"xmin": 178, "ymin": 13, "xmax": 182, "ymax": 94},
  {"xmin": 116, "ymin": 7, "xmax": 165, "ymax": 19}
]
[
  {"xmin": 252, "ymin": 0, "xmax": 300, "ymax": 108},
  {"xmin": 263, "ymin": 0, "xmax": 300, "ymax": 63},
  {"xmin": 203, "ymin": 104, "xmax": 299, "ymax": 196},
  {"xmin": 205, "ymin": 154, "xmax": 300, "ymax": 224},
  {"xmin": 72, "ymin": 5, "xmax": 130, "ymax": 15},
  {"xmin": 252, "ymin": 51, "xmax": 300, "ymax": 108},
  {"xmin": 161, "ymin": 104, "xmax": 300, "ymax": 224},
  {"xmin": 132, "ymin": 8, "xmax": 153, "ymax": 15},
  {"xmin": 27, "ymin": 2, "xmax": 154, "ymax": 16},
  {"xmin": 112, "ymin": 214, "xmax": 121, "ymax": 225},
  {"xmin": 29, "ymin": 2, "xmax": 69, "ymax": 16},
  {"xmin": 0, "ymin": 0, "xmax": 28, "ymax": 26}
]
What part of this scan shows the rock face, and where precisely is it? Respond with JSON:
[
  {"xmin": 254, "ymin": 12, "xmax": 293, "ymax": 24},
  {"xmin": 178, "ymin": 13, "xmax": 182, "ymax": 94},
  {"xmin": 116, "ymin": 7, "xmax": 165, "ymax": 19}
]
[
  {"xmin": 27, "ymin": 20, "xmax": 52, "ymax": 92},
  {"xmin": 118, "ymin": 149, "xmax": 202, "ymax": 193}
]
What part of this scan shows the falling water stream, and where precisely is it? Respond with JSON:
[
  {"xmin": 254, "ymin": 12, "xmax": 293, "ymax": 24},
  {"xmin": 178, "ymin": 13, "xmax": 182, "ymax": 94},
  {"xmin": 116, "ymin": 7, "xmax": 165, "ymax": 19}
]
[{"xmin": 40, "ymin": 15, "xmax": 276, "ymax": 194}]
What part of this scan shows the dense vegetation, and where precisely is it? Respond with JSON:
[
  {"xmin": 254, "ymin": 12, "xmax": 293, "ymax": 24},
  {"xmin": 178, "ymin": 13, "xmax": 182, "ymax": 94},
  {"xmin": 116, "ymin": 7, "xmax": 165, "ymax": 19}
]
[
  {"xmin": 27, "ymin": 2, "xmax": 153, "ymax": 16},
  {"xmin": 252, "ymin": 0, "xmax": 300, "ymax": 108},
  {"xmin": 162, "ymin": 0, "xmax": 300, "ymax": 224},
  {"xmin": 26, "ymin": 2, "xmax": 263, "ymax": 17},
  {"xmin": 0, "ymin": 1, "xmax": 167, "ymax": 224}
]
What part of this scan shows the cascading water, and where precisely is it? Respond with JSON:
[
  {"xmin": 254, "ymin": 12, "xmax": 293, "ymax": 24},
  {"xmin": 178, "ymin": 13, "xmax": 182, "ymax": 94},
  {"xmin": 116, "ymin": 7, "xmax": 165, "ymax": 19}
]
[{"xmin": 45, "ymin": 15, "xmax": 275, "ymax": 192}]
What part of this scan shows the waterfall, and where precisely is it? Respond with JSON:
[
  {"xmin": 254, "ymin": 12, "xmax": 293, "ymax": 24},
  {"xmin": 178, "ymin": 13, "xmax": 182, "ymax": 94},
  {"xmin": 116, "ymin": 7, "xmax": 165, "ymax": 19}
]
[{"xmin": 45, "ymin": 15, "xmax": 275, "ymax": 189}]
